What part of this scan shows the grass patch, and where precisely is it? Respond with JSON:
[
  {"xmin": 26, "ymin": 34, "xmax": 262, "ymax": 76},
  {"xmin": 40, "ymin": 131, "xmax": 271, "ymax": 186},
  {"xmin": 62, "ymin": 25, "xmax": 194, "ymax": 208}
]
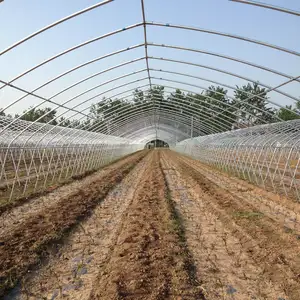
[{"xmin": 233, "ymin": 211, "xmax": 264, "ymax": 220}]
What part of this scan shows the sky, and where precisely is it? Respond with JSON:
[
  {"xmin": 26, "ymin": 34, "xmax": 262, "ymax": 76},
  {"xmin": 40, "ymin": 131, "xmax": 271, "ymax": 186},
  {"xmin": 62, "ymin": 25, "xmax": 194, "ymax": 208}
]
[{"xmin": 0, "ymin": 0, "xmax": 299, "ymax": 118}]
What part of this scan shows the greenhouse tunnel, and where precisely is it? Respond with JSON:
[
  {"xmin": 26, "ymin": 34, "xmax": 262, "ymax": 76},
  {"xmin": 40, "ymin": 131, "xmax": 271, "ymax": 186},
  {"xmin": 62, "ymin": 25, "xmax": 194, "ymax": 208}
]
[
  {"xmin": 0, "ymin": 0, "xmax": 299, "ymax": 201},
  {"xmin": 1, "ymin": 1, "xmax": 300, "ymax": 298}
]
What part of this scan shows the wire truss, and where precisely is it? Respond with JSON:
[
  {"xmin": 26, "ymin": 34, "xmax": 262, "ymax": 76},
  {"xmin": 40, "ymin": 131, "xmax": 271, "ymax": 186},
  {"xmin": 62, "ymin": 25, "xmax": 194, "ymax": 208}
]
[
  {"xmin": 173, "ymin": 120, "xmax": 300, "ymax": 200},
  {"xmin": 0, "ymin": 117, "xmax": 142, "ymax": 201}
]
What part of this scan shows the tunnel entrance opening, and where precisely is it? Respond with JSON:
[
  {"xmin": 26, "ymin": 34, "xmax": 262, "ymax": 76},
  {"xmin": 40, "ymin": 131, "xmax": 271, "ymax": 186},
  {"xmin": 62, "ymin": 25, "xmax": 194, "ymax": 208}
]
[{"xmin": 145, "ymin": 139, "xmax": 169, "ymax": 149}]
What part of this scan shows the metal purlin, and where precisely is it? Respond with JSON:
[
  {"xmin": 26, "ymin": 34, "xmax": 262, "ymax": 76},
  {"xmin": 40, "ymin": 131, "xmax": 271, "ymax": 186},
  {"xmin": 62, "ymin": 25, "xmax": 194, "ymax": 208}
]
[
  {"xmin": 140, "ymin": 0, "xmax": 158, "ymax": 142},
  {"xmin": 31, "ymin": 100, "xmax": 210, "ymax": 148},
  {"xmin": 0, "ymin": 55, "xmax": 298, "ymax": 139},
  {"xmin": 1, "ymin": 46, "xmax": 296, "ymax": 131},
  {"xmin": 0, "ymin": 102, "xmax": 230, "ymax": 190},
  {"xmin": 1, "ymin": 19, "xmax": 299, "ymax": 91},
  {"xmin": 122, "ymin": 124, "xmax": 192, "ymax": 142},
  {"xmin": 1, "ymin": 50, "xmax": 299, "ymax": 132}
]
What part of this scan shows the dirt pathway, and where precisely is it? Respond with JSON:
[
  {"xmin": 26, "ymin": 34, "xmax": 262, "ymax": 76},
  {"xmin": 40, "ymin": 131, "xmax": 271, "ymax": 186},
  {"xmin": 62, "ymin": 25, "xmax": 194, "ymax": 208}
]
[
  {"xmin": 161, "ymin": 150, "xmax": 300, "ymax": 299},
  {"xmin": 0, "ymin": 151, "xmax": 147, "ymax": 296},
  {"xmin": 89, "ymin": 150, "xmax": 203, "ymax": 300}
]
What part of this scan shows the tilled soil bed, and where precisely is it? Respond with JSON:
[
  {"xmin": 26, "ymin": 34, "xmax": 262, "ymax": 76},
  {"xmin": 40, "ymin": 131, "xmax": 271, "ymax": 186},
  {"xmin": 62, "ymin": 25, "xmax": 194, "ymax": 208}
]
[
  {"xmin": 9, "ymin": 150, "xmax": 154, "ymax": 299},
  {"xmin": 162, "ymin": 150, "xmax": 300, "ymax": 300},
  {"xmin": 89, "ymin": 150, "xmax": 204, "ymax": 299},
  {"xmin": 0, "ymin": 150, "xmax": 148, "ymax": 295},
  {"xmin": 1, "ymin": 149, "xmax": 300, "ymax": 300}
]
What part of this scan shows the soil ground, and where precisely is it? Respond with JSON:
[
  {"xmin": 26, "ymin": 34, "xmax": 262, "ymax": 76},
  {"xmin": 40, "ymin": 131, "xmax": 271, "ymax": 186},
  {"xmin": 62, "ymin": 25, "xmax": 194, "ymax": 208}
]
[{"xmin": 1, "ymin": 149, "xmax": 300, "ymax": 299}]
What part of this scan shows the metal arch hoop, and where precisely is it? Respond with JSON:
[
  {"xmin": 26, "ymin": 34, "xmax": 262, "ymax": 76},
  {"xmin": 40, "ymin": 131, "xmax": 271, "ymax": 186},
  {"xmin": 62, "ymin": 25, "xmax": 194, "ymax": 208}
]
[
  {"xmin": 229, "ymin": 0, "xmax": 300, "ymax": 16},
  {"xmin": 0, "ymin": 44, "xmax": 145, "ymax": 112},
  {"xmin": 17, "ymin": 79, "xmax": 280, "ymax": 150},
  {"xmin": 0, "ymin": 23, "xmax": 144, "ymax": 89},
  {"xmin": 0, "ymin": 0, "xmax": 114, "ymax": 56},
  {"xmin": 32, "ymin": 91, "xmax": 234, "ymax": 149},
  {"xmin": 148, "ymin": 43, "xmax": 300, "ymax": 83},
  {"xmin": 1, "ymin": 19, "xmax": 298, "ymax": 91},
  {"xmin": 2, "ymin": 40, "xmax": 298, "ymax": 117},
  {"xmin": 146, "ymin": 22, "xmax": 300, "ymax": 57},
  {"xmin": 149, "ymin": 57, "xmax": 300, "ymax": 103},
  {"xmin": 3, "ymin": 67, "xmax": 284, "ymax": 148}
]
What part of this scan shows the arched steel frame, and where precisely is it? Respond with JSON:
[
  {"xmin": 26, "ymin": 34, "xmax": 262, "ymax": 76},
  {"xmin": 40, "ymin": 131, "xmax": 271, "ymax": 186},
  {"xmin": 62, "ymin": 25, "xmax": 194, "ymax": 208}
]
[
  {"xmin": 0, "ymin": 0, "xmax": 299, "ymax": 200},
  {"xmin": 229, "ymin": 0, "xmax": 300, "ymax": 16}
]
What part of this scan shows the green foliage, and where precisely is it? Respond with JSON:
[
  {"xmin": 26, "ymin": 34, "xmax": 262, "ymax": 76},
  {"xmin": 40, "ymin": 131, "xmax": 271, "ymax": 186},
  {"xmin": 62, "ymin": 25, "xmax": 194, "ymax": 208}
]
[
  {"xmin": 233, "ymin": 82, "xmax": 277, "ymax": 126},
  {"xmin": 165, "ymin": 86, "xmax": 236, "ymax": 135},
  {"xmin": 198, "ymin": 86, "xmax": 236, "ymax": 132},
  {"xmin": 87, "ymin": 87, "xmax": 165, "ymax": 134},
  {"xmin": 132, "ymin": 89, "xmax": 145, "ymax": 104},
  {"xmin": 145, "ymin": 86, "xmax": 164, "ymax": 106},
  {"xmin": 277, "ymin": 104, "xmax": 300, "ymax": 121},
  {"xmin": 58, "ymin": 117, "xmax": 83, "ymax": 129},
  {"xmin": 20, "ymin": 107, "xmax": 58, "ymax": 125},
  {"xmin": 2, "ymin": 83, "xmax": 299, "ymax": 136},
  {"xmin": 0, "ymin": 110, "xmax": 14, "ymax": 118},
  {"xmin": 89, "ymin": 97, "xmax": 133, "ymax": 134}
]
